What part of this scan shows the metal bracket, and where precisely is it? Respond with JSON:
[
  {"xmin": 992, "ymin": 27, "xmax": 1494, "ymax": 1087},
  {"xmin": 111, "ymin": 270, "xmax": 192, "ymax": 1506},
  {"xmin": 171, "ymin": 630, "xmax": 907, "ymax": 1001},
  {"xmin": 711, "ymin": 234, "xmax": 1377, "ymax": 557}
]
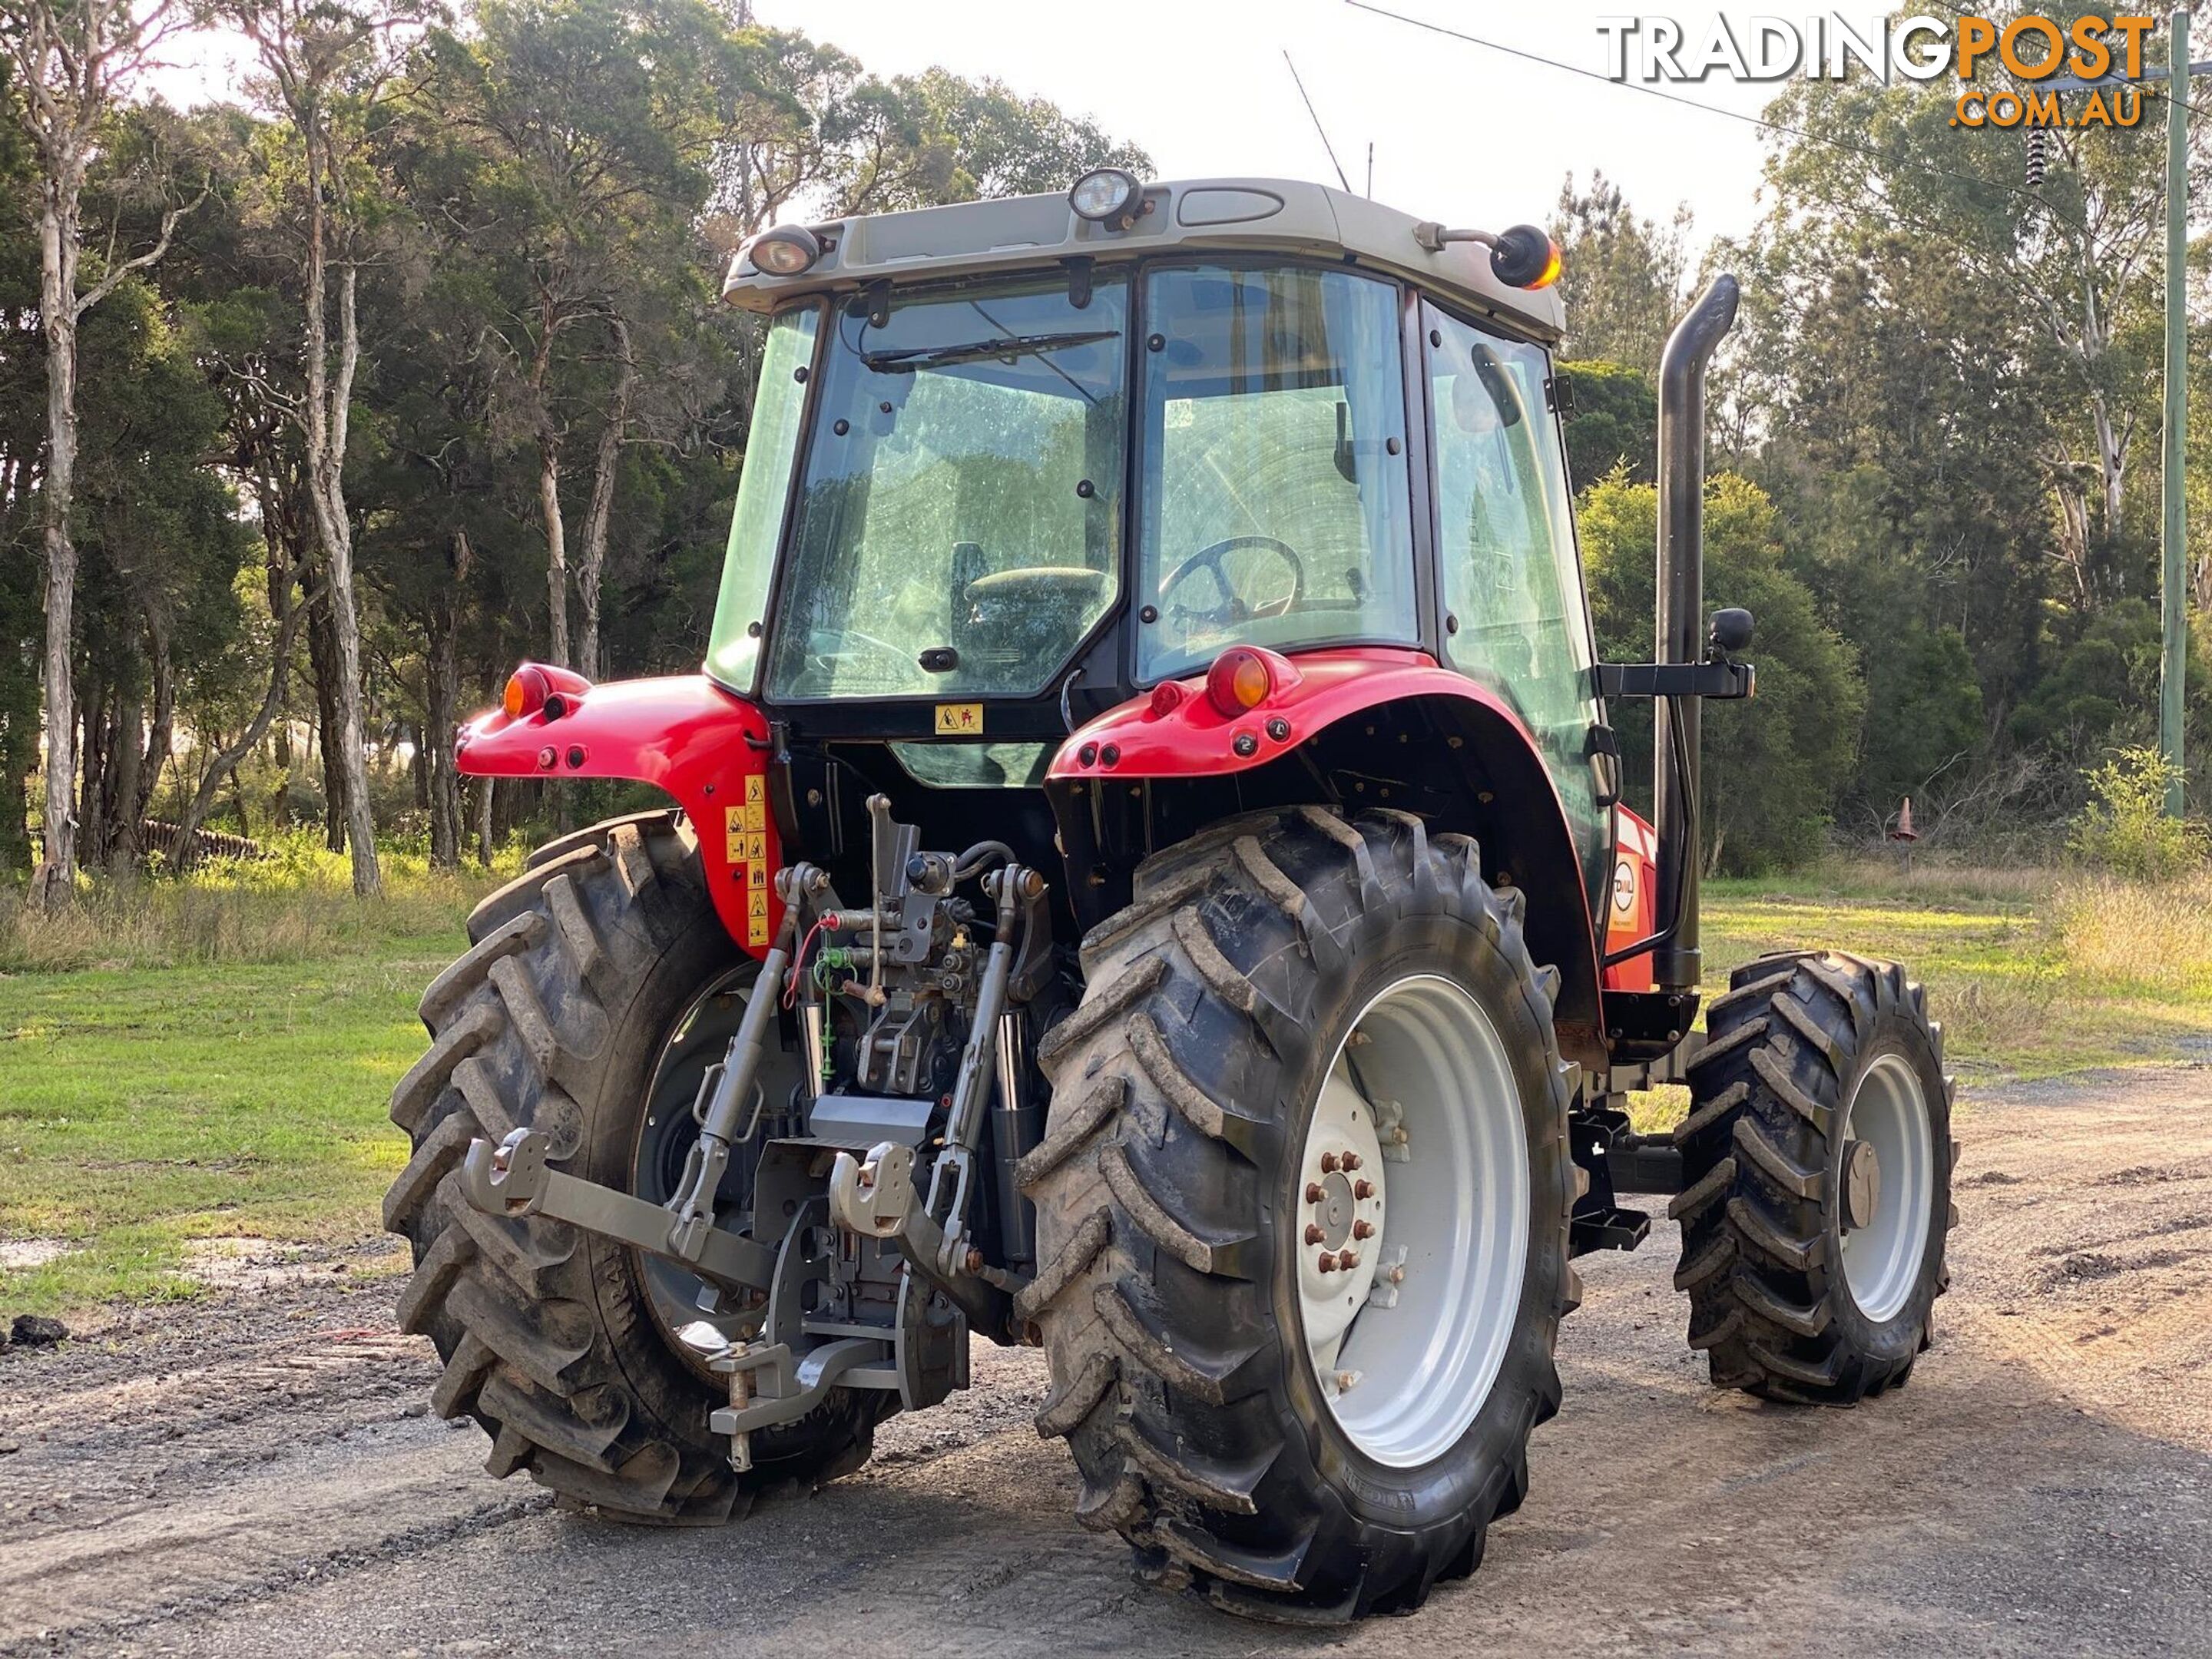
[
  {"xmin": 707, "ymin": 1336, "xmax": 892, "ymax": 1438},
  {"xmin": 459, "ymin": 1128, "xmax": 776, "ymax": 1292},
  {"xmin": 825, "ymin": 1141, "xmax": 1017, "ymax": 1341},
  {"xmin": 827, "ymin": 1140, "xmax": 917, "ymax": 1239},
  {"xmin": 1594, "ymin": 659, "xmax": 1755, "ymax": 700}
]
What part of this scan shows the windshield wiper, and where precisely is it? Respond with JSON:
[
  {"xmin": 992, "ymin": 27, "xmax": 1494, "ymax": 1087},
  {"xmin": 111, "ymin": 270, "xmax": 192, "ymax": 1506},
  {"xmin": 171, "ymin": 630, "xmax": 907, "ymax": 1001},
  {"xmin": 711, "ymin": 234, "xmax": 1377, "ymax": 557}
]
[{"xmin": 859, "ymin": 329, "xmax": 1118, "ymax": 374}]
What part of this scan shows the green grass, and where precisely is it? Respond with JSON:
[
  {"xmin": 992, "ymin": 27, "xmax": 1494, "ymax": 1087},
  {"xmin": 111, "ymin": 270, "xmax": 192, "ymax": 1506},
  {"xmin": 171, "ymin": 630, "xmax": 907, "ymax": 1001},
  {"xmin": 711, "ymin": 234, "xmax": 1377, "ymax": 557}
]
[
  {"xmin": 2, "ymin": 854, "xmax": 2206, "ymax": 1316},
  {"xmin": 1623, "ymin": 861, "xmax": 2212, "ymax": 1133},
  {"xmin": 0, "ymin": 933, "xmax": 466, "ymax": 1312},
  {"xmin": 1706, "ymin": 863, "xmax": 2212, "ymax": 1079}
]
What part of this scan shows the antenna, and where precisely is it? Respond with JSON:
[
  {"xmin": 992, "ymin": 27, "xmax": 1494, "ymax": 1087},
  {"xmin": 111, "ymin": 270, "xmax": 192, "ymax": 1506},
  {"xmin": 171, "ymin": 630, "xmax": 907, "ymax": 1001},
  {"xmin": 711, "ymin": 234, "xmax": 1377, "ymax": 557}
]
[
  {"xmin": 1283, "ymin": 52, "xmax": 1353, "ymax": 194},
  {"xmin": 1366, "ymin": 141, "xmax": 1373, "ymax": 198}
]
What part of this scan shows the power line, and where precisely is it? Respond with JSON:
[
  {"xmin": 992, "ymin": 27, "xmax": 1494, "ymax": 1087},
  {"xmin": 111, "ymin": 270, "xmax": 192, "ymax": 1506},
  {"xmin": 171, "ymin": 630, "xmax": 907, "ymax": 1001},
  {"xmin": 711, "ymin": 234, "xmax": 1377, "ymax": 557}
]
[
  {"xmin": 1283, "ymin": 51, "xmax": 1353, "ymax": 195},
  {"xmin": 1343, "ymin": 0, "xmax": 2051, "ymax": 210}
]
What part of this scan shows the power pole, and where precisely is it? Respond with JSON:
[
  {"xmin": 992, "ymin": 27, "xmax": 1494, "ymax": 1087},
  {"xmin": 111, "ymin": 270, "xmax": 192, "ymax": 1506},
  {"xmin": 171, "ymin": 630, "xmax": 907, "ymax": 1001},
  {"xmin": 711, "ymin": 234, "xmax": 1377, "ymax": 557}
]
[
  {"xmin": 2041, "ymin": 15, "xmax": 2208, "ymax": 816},
  {"xmin": 2160, "ymin": 5, "xmax": 2190, "ymax": 815}
]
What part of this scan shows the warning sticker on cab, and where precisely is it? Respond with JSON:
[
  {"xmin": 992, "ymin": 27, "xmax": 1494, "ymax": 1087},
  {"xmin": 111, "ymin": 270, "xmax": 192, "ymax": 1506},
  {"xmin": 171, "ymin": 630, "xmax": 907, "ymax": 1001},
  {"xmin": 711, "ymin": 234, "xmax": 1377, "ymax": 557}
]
[{"xmin": 935, "ymin": 703, "xmax": 983, "ymax": 735}]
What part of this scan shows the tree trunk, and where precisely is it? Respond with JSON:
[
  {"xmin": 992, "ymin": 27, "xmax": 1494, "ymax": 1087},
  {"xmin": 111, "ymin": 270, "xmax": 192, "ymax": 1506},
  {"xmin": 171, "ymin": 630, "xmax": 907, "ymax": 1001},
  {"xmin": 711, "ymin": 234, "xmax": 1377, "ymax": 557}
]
[
  {"xmin": 531, "ymin": 303, "xmax": 571, "ymax": 667},
  {"xmin": 475, "ymin": 774, "xmax": 496, "ymax": 866},
  {"xmin": 538, "ymin": 431, "xmax": 568, "ymax": 667},
  {"xmin": 129, "ymin": 621, "xmax": 176, "ymax": 856},
  {"xmin": 104, "ymin": 685, "xmax": 142, "ymax": 873},
  {"xmin": 424, "ymin": 528, "xmax": 469, "ymax": 870},
  {"xmin": 30, "ymin": 183, "xmax": 81, "ymax": 909},
  {"xmin": 575, "ymin": 315, "xmax": 634, "ymax": 682},
  {"xmin": 76, "ymin": 683, "xmax": 108, "ymax": 873},
  {"xmin": 297, "ymin": 151, "xmax": 382, "ymax": 896},
  {"xmin": 305, "ymin": 577, "xmax": 346, "ymax": 849}
]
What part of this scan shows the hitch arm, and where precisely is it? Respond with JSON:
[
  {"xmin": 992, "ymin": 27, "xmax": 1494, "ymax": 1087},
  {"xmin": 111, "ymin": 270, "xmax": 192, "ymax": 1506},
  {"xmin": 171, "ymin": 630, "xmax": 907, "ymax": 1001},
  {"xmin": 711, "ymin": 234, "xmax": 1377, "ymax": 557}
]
[
  {"xmin": 827, "ymin": 1141, "xmax": 1016, "ymax": 1340},
  {"xmin": 459, "ymin": 1128, "xmax": 777, "ymax": 1292}
]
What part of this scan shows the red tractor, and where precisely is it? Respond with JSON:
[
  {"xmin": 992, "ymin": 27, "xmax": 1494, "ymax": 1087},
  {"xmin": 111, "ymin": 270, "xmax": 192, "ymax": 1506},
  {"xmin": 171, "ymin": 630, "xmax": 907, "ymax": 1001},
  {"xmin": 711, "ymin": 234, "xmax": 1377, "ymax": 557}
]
[{"xmin": 388, "ymin": 170, "xmax": 1954, "ymax": 1622}]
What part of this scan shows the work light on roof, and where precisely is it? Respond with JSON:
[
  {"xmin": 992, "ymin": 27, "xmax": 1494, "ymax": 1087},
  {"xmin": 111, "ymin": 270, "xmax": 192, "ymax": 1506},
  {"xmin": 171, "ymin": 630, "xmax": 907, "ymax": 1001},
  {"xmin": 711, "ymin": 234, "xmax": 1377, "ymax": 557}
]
[
  {"xmin": 1068, "ymin": 167, "xmax": 1141, "ymax": 225},
  {"xmin": 746, "ymin": 224, "xmax": 822, "ymax": 277}
]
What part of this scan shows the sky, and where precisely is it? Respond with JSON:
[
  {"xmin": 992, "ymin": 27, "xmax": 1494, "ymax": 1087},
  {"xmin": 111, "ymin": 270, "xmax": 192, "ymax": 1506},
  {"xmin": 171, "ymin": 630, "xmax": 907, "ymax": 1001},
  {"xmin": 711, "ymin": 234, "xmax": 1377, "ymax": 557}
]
[
  {"xmin": 746, "ymin": 0, "xmax": 1784, "ymax": 246},
  {"xmin": 151, "ymin": 2, "xmax": 1788, "ymax": 249}
]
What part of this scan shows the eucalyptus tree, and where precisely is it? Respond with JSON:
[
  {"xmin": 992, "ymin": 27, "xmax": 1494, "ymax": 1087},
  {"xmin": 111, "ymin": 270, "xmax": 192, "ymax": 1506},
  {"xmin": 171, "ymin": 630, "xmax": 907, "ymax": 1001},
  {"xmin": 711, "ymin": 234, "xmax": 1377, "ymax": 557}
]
[
  {"xmin": 2, "ymin": 0, "xmax": 201, "ymax": 906},
  {"xmin": 227, "ymin": 0, "xmax": 426, "ymax": 896},
  {"xmin": 412, "ymin": 0, "xmax": 729, "ymax": 671}
]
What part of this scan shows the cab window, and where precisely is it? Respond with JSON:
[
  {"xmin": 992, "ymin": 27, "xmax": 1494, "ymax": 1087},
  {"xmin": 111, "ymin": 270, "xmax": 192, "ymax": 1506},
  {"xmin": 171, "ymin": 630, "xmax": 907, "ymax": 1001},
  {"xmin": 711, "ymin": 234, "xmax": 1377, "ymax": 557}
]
[
  {"xmin": 1135, "ymin": 265, "xmax": 1417, "ymax": 682},
  {"xmin": 1424, "ymin": 300, "xmax": 1606, "ymax": 884}
]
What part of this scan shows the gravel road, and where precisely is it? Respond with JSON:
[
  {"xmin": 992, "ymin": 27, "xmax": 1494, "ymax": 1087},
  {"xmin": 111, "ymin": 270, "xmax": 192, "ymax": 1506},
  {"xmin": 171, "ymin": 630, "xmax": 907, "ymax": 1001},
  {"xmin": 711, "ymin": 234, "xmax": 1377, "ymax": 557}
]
[{"xmin": 3, "ymin": 1067, "xmax": 2207, "ymax": 1657}]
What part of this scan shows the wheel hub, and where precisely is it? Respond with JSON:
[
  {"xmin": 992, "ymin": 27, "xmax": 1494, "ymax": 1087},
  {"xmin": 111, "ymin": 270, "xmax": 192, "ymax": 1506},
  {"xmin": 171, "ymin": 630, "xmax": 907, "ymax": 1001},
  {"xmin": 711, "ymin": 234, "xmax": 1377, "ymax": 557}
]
[
  {"xmin": 1837, "ymin": 1051, "xmax": 1935, "ymax": 1323},
  {"xmin": 1840, "ymin": 1137, "xmax": 1882, "ymax": 1232},
  {"xmin": 1293, "ymin": 975, "xmax": 1529, "ymax": 1469},
  {"xmin": 1313, "ymin": 1170, "xmax": 1359, "ymax": 1250}
]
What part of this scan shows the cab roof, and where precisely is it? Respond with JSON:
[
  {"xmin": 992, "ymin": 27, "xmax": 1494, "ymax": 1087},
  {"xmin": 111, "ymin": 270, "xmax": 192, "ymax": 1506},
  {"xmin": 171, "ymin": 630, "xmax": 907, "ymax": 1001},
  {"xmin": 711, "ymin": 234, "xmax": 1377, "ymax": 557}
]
[{"xmin": 720, "ymin": 177, "xmax": 1566, "ymax": 341}]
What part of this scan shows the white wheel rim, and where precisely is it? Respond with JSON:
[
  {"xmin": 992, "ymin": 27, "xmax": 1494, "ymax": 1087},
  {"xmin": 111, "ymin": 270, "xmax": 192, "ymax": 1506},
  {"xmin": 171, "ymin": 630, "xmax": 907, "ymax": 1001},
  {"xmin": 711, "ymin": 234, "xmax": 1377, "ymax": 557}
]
[
  {"xmin": 1838, "ymin": 1051, "xmax": 1935, "ymax": 1323},
  {"xmin": 1294, "ymin": 974, "xmax": 1529, "ymax": 1469}
]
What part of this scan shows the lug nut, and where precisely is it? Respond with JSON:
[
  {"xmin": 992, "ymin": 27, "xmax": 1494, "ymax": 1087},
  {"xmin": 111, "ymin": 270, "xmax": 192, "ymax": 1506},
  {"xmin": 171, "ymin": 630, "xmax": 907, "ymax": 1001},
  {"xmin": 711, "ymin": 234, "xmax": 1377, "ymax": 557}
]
[
  {"xmin": 1353, "ymin": 1179, "xmax": 1376, "ymax": 1200},
  {"xmin": 1319, "ymin": 1152, "xmax": 1340, "ymax": 1174},
  {"xmin": 1353, "ymin": 1220, "xmax": 1376, "ymax": 1240},
  {"xmin": 1305, "ymin": 1181, "xmax": 1326, "ymax": 1204},
  {"xmin": 1335, "ymin": 1370, "xmax": 1359, "ymax": 1391},
  {"xmin": 1317, "ymin": 1252, "xmax": 1339, "ymax": 1273},
  {"xmin": 1304, "ymin": 1224, "xmax": 1326, "ymax": 1245},
  {"xmin": 1337, "ymin": 1249, "xmax": 1360, "ymax": 1271},
  {"xmin": 1341, "ymin": 1152, "xmax": 1363, "ymax": 1171}
]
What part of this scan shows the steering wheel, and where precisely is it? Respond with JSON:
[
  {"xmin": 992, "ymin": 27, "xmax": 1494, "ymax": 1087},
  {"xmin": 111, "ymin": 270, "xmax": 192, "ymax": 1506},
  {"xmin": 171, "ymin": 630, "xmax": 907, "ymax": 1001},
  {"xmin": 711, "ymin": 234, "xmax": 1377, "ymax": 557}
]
[{"xmin": 1157, "ymin": 536, "xmax": 1305, "ymax": 634}]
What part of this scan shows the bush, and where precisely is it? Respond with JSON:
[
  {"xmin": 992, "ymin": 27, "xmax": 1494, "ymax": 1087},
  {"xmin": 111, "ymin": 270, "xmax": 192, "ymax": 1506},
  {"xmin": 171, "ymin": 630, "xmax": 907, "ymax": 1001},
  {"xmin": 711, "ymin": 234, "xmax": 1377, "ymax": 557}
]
[
  {"xmin": 1580, "ymin": 469, "xmax": 1866, "ymax": 873},
  {"xmin": 2066, "ymin": 747, "xmax": 2206, "ymax": 882}
]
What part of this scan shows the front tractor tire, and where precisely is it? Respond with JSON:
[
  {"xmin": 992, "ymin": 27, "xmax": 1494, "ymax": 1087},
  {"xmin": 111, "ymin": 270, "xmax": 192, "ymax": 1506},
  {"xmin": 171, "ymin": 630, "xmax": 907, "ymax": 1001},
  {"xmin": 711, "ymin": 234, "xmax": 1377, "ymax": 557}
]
[
  {"xmin": 1022, "ymin": 807, "xmax": 1580, "ymax": 1622},
  {"xmin": 382, "ymin": 811, "xmax": 876, "ymax": 1522},
  {"xmin": 1671, "ymin": 950, "xmax": 1956, "ymax": 1403}
]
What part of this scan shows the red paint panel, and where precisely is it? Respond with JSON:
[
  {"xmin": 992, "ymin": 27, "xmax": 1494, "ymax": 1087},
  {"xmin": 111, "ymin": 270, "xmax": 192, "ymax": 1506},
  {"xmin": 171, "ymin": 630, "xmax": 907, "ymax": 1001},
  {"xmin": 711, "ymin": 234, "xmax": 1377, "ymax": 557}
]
[
  {"xmin": 1048, "ymin": 646, "xmax": 1545, "ymax": 779},
  {"xmin": 455, "ymin": 673, "xmax": 779, "ymax": 956},
  {"xmin": 1603, "ymin": 805, "xmax": 1659, "ymax": 993},
  {"xmin": 1049, "ymin": 644, "xmax": 1597, "ymax": 982}
]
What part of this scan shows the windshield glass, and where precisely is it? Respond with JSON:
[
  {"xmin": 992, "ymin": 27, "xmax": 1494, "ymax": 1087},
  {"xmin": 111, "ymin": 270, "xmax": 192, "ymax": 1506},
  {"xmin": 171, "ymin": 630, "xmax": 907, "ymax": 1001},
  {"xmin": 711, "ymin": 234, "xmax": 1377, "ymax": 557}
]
[
  {"xmin": 762, "ymin": 275, "xmax": 1128, "ymax": 701},
  {"xmin": 707, "ymin": 305, "xmax": 820, "ymax": 690},
  {"xmin": 1135, "ymin": 265, "xmax": 1416, "ymax": 682}
]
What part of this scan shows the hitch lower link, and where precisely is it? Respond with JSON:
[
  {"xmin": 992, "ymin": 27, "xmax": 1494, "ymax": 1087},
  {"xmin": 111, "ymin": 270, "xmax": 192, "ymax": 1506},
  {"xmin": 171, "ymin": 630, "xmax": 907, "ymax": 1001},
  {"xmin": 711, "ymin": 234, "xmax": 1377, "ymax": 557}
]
[{"xmin": 457, "ymin": 879, "xmax": 800, "ymax": 1290}]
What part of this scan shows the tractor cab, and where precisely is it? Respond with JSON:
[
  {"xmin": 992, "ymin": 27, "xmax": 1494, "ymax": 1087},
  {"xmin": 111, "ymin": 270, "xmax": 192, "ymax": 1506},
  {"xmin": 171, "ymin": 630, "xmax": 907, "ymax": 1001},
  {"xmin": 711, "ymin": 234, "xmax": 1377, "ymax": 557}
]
[{"xmin": 701, "ymin": 174, "xmax": 1620, "ymax": 1029}]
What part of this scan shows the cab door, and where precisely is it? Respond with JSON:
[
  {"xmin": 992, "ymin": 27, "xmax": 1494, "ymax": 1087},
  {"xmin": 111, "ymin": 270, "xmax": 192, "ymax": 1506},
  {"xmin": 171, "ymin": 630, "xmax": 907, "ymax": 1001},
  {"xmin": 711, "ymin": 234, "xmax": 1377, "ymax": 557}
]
[{"xmin": 1420, "ymin": 299, "xmax": 1611, "ymax": 914}]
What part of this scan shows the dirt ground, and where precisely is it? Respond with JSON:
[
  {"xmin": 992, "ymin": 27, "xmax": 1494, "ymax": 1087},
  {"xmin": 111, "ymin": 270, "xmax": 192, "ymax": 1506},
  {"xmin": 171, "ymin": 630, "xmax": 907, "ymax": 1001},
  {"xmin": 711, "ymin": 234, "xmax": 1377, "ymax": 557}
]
[{"xmin": 2, "ymin": 1067, "xmax": 2207, "ymax": 1658}]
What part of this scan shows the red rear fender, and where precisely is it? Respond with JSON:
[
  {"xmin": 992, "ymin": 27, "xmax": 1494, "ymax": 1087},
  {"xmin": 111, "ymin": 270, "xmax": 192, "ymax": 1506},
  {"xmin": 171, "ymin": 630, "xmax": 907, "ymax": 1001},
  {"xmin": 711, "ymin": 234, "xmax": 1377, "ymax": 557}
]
[
  {"xmin": 456, "ymin": 673, "xmax": 778, "ymax": 955},
  {"xmin": 1048, "ymin": 647, "xmax": 1607, "ymax": 1062}
]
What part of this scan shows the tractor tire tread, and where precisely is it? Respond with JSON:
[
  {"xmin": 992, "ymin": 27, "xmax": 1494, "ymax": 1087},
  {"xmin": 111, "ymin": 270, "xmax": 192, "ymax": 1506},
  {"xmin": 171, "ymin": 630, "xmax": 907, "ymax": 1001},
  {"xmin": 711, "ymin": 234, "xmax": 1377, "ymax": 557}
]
[
  {"xmin": 1669, "ymin": 950, "xmax": 1951, "ymax": 1405},
  {"xmin": 1022, "ymin": 806, "xmax": 1575, "ymax": 1621}
]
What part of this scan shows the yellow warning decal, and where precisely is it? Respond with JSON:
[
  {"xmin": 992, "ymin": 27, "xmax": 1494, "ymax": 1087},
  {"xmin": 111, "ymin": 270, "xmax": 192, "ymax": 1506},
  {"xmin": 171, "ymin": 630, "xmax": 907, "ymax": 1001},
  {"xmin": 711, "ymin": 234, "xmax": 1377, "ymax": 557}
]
[
  {"xmin": 728, "ymin": 787, "xmax": 774, "ymax": 945},
  {"xmin": 935, "ymin": 703, "xmax": 983, "ymax": 736}
]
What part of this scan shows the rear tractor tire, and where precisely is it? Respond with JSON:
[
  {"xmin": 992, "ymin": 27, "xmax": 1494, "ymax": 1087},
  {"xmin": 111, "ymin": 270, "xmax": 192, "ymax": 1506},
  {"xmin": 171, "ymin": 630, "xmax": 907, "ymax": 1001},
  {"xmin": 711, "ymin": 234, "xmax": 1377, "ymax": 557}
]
[
  {"xmin": 1671, "ymin": 949, "xmax": 1956, "ymax": 1403},
  {"xmin": 1022, "ymin": 807, "xmax": 1581, "ymax": 1621},
  {"xmin": 383, "ymin": 810, "xmax": 879, "ymax": 1522}
]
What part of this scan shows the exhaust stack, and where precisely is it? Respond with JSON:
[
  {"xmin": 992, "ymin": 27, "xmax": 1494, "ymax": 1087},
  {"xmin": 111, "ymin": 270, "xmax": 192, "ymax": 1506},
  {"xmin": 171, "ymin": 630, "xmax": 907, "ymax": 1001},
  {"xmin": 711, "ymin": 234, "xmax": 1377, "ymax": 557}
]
[{"xmin": 1650, "ymin": 275, "xmax": 1740, "ymax": 995}]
